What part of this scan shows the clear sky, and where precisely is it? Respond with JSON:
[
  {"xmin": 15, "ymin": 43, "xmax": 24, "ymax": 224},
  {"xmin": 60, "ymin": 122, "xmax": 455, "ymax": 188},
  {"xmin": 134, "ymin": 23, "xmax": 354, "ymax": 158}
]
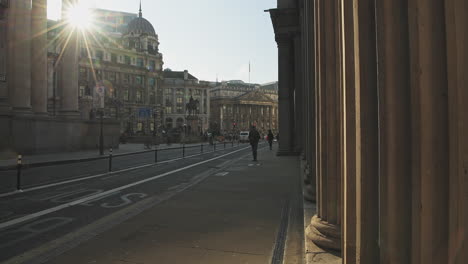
[{"xmin": 47, "ymin": 0, "xmax": 278, "ymax": 84}]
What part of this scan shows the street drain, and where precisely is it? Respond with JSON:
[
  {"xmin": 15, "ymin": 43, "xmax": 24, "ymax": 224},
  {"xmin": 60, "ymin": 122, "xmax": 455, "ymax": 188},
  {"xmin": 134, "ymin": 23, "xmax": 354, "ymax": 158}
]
[{"xmin": 271, "ymin": 199, "xmax": 290, "ymax": 264}]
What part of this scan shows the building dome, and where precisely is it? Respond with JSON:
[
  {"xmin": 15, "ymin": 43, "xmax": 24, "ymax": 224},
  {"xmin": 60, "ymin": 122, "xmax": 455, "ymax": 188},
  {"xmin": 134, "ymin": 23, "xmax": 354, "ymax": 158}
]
[
  {"xmin": 126, "ymin": 4, "xmax": 156, "ymax": 36},
  {"xmin": 126, "ymin": 16, "xmax": 156, "ymax": 36}
]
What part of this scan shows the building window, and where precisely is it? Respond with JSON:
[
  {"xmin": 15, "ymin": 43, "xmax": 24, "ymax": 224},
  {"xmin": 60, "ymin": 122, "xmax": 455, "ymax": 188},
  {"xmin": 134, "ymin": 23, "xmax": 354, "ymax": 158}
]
[
  {"xmin": 165, "ymin": 106, "xmax": 172, "ymax": 114},
  {"xmin": 123, "ymin": 74, "xmax": 130, "ymax": 84},
  {"xmin": 176, "ymin": 97, "xmax": 183, "ymax": 104},
  {"xmin": 137, "ymin": 122, "xmax": 143, "ymax": 131},
  {"xmin": 108, "ymin": 72, "xmax": 116, "ymax": 81},
  {"xmin": 135, "ymin": 75, "xmax": 142, "ymax": 85},
  {"xmin": 79, "ymin": 85, "xmax": 85, "ymax": 97},
  {"xmin": 149, "ymin": 78, "xmax": 155, "ymax": 86},
  {"xmin": 136, "ymin": 91, "xmax": 142, "ymax": 103},
  {"xmin": 125, "ymin": 56, "xmax": 131, "ymax": 65},
  {"xmin": 149, "ymin": 60, "xmax": 155, "ymax": 70},
  {"xmin": 95, "ymin": 50, "xmax": 104, "ymax": 60},
  {"xmin": 124, "ymin": 90, "xmax": 129, "ymax": 101},
  {"xmin": 176, "ymin": 105, "xmax": 183, "ymax": 114},
  {"xmin": 111, "ymin": 53, "xmax": 117, "ymax": 63},
  {"xmin": 136, "ymin": 58, "xmax": 144, "ymax": 67}
]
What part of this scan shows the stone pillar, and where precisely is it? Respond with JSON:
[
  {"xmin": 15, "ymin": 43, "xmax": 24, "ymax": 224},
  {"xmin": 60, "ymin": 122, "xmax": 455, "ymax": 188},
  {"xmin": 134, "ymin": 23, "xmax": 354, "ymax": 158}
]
[
  {"xmin": 31, "ymin": 0, "xmax": 48, "ymax": 115},
  {"xmin": 306, "ymin": 0, "xmax": 341, "ymax": 251},
  {"xmin": 276, "ymin": 33, "xmax": 295, "ymax": 155},
  {"xmin": 7, "ymin": 0, "xmax": 32, "ymax": 114},
  {"xmin": 58, "ymin": 0, "xmax": 80, "ymax": 117},
  {"xmin": 293, "ymin": 32, "xmax": 303, "ymax": 153},
  {"xmin": 445, "ymin": 1, "xmax": 468, "ymax": 263},
  {"xmin": 341, "ymin": 0, "xmax": 380, "ymax": 263},
  {"xmin": 375, "ymin": 0, "xmax": 412, "ymax": 262}
]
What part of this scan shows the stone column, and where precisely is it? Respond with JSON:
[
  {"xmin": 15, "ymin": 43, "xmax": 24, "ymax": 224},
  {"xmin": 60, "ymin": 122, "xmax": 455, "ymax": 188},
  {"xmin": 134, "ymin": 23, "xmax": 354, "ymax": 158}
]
[
  {"xmin": 341, "ymin": 0, "xmax": 380, "ymax": 262},
  {"xmin": 375, "ymin": 0, "xmax": 412, "ymax": 262},
  {"xmin": 31, "ymin": 0, "xmax": 48, "ymax": 115},
  {"xmin": 293, "ymin": 32, "xmax": 303, "ymax": 153},
  {"xmin": 58, "ymin": 0, "xmax": 80, "ymax": 117},
  {"xmin": 446, "ymin": 2, "xmax": 468, "ymax": 262},
  {"xmin": 408, "ymin": 1, "xmax": 449, "ymax": 263},
  {"xmin": 7, "ymin": 0, "xmax": 32, "ymax": 114},
  {"xmin": 306, "ymin": 0, "xmax": 341, "ymax": 251},
  {"xmin": 276, "ymin": 33, "xmax": 295, "ymax": 155}
]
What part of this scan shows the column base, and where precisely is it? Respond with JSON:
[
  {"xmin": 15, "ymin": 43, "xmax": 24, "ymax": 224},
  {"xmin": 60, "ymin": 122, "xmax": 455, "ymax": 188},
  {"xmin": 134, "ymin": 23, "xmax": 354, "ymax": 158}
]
[{"xmin": 306, "ymin": 215, "xmax": 341, "ymax": 251}]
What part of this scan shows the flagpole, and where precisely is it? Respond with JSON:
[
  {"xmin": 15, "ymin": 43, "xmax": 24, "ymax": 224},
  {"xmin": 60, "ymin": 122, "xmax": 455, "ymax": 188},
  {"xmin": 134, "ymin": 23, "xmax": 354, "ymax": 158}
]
[{"xmin": 248, "ymin": 61, "xmax": 251, "ymax": 84}]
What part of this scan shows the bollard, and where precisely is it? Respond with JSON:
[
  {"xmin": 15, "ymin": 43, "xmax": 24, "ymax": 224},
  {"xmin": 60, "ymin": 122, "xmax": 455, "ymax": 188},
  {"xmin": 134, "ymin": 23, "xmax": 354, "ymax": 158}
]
[
  {"xmin": 201, "ymin": 143, "xmax": 203, "ymax": 153},
  {"xmin": 183, "ymin": 144, "xmax": 185, "ymax": 158},
  {"xmin": 154, "ymin": 147, "xmax": 158, "ymax": 163},
  {"xmin": 108, "ymin": 148, "xmax": 113, "ymax": 172},
  {"xmin": 16, "ymin": 155, "xmax": 22, "ymax": 191}
]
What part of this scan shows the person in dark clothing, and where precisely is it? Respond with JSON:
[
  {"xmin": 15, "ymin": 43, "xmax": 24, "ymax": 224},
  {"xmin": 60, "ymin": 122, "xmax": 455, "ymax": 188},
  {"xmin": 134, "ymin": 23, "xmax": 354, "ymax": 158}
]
[
  {"xmin": 248, "ymin": 126, "xmax": 261, "ymax": 161},
  {"xmin": 267, "ymin": 129, "xmax": 274, "ymax": 150}
]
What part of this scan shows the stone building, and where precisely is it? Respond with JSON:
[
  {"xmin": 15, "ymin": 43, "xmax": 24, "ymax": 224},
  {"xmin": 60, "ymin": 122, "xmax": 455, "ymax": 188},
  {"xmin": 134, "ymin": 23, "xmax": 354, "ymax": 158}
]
[
  {"xmin": 210, "ymin": 80, "xmax": 278, "ymax": 135},
  {"xmin": 47, "ymin": 6, "xmax": 164, "ymax": 136},
  {"xmin": 161, "ymin": 69, "xmax": 210, "ymax": 135},
  {"xmin": 268, "ymin": 0, "xmax": 468, "ymax": 263},
  {"xmin": 0, "ymin": 0, "xmax": 120, "ymax": 155}
]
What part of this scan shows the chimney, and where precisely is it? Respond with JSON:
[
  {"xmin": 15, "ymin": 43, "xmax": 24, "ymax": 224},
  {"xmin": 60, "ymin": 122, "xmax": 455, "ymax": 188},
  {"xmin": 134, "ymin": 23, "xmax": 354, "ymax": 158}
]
[{"xmin": 183, "ymin": 70, "xmax": 188, "ymax": 80}]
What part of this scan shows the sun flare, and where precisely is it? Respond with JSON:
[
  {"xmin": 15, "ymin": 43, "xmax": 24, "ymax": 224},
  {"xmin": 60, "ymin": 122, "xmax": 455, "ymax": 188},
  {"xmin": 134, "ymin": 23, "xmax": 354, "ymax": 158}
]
[{"xmin": 66, "ymin": 1, "xmax": 94, "ymax": 30}]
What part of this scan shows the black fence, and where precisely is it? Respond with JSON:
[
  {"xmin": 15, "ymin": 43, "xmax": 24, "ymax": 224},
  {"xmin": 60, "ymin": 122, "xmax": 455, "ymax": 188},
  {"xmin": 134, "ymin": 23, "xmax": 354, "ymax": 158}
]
[{"xmin": 0, "ymin": 141, "xmax": 244, "ymax": 194}]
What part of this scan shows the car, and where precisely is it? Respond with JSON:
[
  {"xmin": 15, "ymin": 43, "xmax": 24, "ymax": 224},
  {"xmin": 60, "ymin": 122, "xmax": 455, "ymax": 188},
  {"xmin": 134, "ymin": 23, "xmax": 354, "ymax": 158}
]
[{"xmin": 239, "ymin": 131, "xmax": 249, "ymax": 143}]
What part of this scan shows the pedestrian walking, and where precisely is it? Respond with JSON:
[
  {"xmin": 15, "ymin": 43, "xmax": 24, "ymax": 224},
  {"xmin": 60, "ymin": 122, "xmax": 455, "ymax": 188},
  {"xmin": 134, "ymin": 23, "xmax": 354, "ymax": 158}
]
[
  {"xmin": 248, "ymin": 126, "xmax": 261, "ymax": 161},
  {"xmin": 267, "ymin": 129, "xmax": 274, "ymax": 150}
]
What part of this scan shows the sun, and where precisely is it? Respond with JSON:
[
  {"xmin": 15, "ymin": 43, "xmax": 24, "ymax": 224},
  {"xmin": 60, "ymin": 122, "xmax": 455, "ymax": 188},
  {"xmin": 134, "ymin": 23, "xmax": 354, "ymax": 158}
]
[{"xmin": 66, "ymin": 1, "xmax": 94, "ymax": 30}]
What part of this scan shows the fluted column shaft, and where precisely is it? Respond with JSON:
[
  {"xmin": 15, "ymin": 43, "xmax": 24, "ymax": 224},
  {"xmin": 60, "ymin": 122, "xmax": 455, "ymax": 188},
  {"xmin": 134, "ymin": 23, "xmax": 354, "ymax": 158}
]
[
  {"xmin": 31, "ymin": 0, "xmax": 48, "ymax": 115},
  {"xmin": 7, "ymin": 0, "xmax": 32, "ymax": 114},
  {"xmin": 276, "ymin": 33, "xmax": 295, "ymax": 154},
  {"xmin": 59, "ymin": 0, "xmax": 79, "ymax": 116},
  {"xmin": 306, "ymin": 0, "xmax": 342, "ymax": 251}
]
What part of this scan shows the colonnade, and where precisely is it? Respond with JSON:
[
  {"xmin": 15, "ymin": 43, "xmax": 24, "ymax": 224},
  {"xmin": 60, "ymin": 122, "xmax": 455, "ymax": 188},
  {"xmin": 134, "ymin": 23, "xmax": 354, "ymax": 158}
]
[
  {"xmin": 4, "ymin": 0, "xmax": 79, "ymax": 117},
  {"xmin": 270, "ymin": 0, "xmax": 468, "ymax": 263}
]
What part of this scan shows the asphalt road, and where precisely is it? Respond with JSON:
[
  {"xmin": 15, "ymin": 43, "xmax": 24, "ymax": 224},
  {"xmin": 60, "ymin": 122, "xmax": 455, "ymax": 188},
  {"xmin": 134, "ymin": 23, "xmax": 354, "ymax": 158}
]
[
  {"xmin": 0, "ymin": 142, "xmax": 302, "ymax": 264},
  {"xmin": 0, "ymin": 142, "xmax": 243, "ymax": 194}
]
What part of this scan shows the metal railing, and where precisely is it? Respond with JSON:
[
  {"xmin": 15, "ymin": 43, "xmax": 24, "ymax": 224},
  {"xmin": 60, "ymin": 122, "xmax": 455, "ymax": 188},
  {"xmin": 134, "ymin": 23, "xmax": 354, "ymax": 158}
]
[{"xmin": 0, "ymin": 140, "xmax": 247, "ymax": 193}]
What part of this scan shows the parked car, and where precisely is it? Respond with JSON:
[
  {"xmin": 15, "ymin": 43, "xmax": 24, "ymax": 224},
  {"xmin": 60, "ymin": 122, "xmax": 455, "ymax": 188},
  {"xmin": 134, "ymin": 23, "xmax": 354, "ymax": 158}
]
[{"xmin": 239, "ymin": 131, "xmax": 250, "ymax": 143}]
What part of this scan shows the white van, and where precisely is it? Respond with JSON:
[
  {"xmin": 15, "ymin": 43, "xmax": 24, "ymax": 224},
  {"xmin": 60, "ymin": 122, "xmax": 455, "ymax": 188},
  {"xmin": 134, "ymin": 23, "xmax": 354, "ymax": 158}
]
[{"xmin": 239, "ymin": 131, "xmax": 250, "ymax": 143}]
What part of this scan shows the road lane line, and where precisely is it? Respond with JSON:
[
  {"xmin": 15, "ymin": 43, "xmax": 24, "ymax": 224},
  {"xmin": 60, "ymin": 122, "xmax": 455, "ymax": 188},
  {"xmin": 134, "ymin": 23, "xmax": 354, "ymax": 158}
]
[
  {"xmin": 0, "ymin": 146, "xmax": 251, "ymax": 230},
  {"xmin": 0, "ymin": 145, "xmax": 250, "ymax": 198}
]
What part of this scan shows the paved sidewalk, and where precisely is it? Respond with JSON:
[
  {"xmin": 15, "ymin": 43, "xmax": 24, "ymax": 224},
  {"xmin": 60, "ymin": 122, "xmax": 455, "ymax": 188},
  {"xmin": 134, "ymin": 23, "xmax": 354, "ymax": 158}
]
[{"xmin": 20, "ymin": 145, "xmax": 304, "ymax": 264}]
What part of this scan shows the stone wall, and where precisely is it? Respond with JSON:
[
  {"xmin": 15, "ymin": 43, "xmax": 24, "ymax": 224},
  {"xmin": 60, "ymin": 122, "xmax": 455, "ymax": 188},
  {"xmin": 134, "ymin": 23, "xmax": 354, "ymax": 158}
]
[{"xmin": 0, "ymin": 116, "xmax": 120, "ymax": 156}]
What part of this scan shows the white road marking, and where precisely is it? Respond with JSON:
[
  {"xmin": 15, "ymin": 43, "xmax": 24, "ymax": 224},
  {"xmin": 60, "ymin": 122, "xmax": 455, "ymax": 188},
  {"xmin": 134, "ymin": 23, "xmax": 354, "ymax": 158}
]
[
  {"xmin": 0, "ymin": 146, "xmax": 250, "ymax": 230},
  {"xmin": 214, "ymin": 172, "xmax": 229, "ymax": 177},
  {"xmin": 0, "ymin": 146, "xmax": 244, "ymax": 198}
]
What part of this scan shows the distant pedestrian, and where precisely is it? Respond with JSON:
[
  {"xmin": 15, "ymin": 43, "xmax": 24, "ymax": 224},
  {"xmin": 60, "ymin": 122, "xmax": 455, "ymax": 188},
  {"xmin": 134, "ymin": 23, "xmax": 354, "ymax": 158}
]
[
  {"xmin": 267, "ymin": 129, "xmax": 274, "ymax": 150},
  {"xmin": 248, "ymin": 126, "xmax": 261, "ymax": 161},
  {"xmin": 276, "ymin": 133, "xmax": 280, "ymax": 142}
]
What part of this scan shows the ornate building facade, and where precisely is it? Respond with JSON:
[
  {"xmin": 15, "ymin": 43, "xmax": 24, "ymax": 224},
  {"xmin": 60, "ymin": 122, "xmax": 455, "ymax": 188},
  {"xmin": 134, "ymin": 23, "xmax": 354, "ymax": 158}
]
[
  {"xmin": 47, "ymin": 7, "xmax": 164, "ymax": 135},
  {"xmin": 209, "ymin": 80, "xmax": 278, "ymax": 135},
  {"xmin": 269, "ymin": 0, "xmax": 468, "ymax": 263},
  {"xmin": 161, "ymin": 70, "xmax": 210, "ymax": 134}
]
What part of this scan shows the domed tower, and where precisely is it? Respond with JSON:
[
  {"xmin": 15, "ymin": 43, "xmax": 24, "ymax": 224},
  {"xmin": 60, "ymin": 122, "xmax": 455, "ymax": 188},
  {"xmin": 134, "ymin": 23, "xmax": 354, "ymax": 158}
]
[{"xmin": 122, "ymin": 2, "xmax": 159, "ymax": 55}]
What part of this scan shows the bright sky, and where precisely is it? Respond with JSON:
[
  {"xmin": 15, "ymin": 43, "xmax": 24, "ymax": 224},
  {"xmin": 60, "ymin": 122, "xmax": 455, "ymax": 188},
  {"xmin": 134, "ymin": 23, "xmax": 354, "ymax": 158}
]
[{"xmin": 48, "ymin": 0, "xmax": 278, "ymax": 84}]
